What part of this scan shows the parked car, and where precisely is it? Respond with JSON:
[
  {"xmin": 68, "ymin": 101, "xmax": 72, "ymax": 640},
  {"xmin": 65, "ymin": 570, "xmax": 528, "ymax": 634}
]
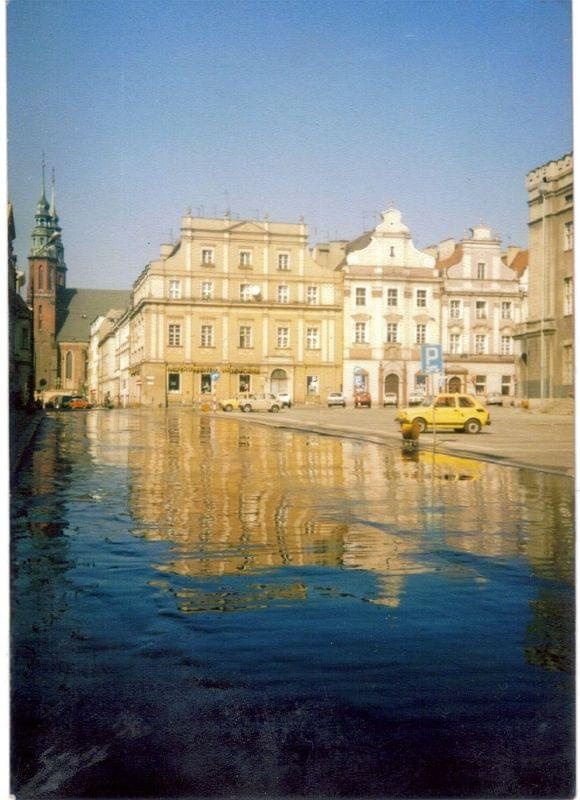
[
  {"xmin": 396, "ymin": 393, "xmax": 490, "ymax": 434},
  {"xmin": 327, "ymin": 392, "xmax": 346, "ymax": 407},
  {"xmin": 486, "ymin": 393, "xmax": 503, "ymax": 406},
  {"xmin": 354, "ymin": 391, "xmax": 372, "ymax": 408},
  {"xmin": 238, "ymin": 393, "xmax": 281, "ymax": 413},
  {"xmin": 408, "ymin": 393, "xmax": 426, "ymax": 406},
  {"xmin": 219, "ymin": 396, "xmax": 241, "ymax": 412},
  {"xmin": 276, "ymin": 392, "xmax": 292, "ymax": 408},
  {"xmin": 66, "ymin": 396, "xmax": 93, "ymax": 409},
  {"xmin": 383, "ymin": 392, "xmax": 398, "ymax": 407},
  {"xmin": 56, "ymin": 395, "xmax": 74, "ymax": 410}
]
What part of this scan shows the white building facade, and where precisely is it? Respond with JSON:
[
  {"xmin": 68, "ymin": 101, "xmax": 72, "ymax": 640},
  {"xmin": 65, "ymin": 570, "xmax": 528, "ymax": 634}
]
[{"xmin": 341, "ymin": 207, "xmax": 440, "ymax": 405}]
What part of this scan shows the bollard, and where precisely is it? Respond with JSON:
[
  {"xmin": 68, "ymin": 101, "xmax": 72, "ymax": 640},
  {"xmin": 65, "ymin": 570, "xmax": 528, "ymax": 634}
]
[{"xmin": 401, "ymin": 420, "xmax": 421, "ymax": 451}]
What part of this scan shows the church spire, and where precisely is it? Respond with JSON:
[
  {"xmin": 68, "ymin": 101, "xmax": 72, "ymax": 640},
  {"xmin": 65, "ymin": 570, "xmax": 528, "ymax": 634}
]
[
  {"xmin": 50, "ymin": 167, "xmax": 60, "ymax": 228},
  {"xmin": 36, "ymin": 153, "xmax": 49, "ymax": 214}
]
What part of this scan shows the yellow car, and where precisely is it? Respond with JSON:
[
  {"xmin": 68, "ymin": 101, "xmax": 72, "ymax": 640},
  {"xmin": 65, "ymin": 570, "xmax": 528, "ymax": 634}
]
[
  {"xmin": 396, "ymin": 394, "xmax": 490, "ymax": 434},
  {"xmin": 219, "ymin": 396, "xmax": 241, "ymax": 412}
]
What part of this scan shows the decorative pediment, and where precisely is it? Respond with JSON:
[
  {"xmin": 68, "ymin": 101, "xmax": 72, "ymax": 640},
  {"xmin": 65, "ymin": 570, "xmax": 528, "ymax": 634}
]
[
  {"xmin": 346, "ymin": 207, "xmax": 436, "ymax": 270},
  {"xmin": 413, "ymin": 313, "xmax": 435, "ymax": 324},
  {"xmin": 225, "ymin": 221, "xmax": 267, "ymax": 235},
  {"xmin": 352, "ymin": 313, "xmax": 372, "ymax": 322},
  {"xmin": 383, "ymin": 313, "xmax": 403, "ymax": 323}
]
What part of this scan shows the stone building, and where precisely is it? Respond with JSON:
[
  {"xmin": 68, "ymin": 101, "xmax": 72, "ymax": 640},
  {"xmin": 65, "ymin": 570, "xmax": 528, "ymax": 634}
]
[
  {"xmin": 26, "ymin": 171, "xmax": 130, "ymax": 402},
  {"xmin": 434, "ymin": 224, "xmax": 527, "ymax": 399},
  {"xmin": 8, "ymin": 203, "xmax": 34, "ymax": 408},
  {"xmin": 336, "ymin": 206, "xmax": 439, "ymax": 404},
  {"xmin": 116, "ymin": 213, "xmax": 343, "ymax": 406},
  {"xmin": 514, "ymin": 153, "xmax": 574, "ymax": 400}
]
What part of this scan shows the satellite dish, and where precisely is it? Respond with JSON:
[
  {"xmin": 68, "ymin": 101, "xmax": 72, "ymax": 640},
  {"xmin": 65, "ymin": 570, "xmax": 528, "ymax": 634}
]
[{"xmin": 250, "ymin": 285, "xmax": 261, "ymax": 297}]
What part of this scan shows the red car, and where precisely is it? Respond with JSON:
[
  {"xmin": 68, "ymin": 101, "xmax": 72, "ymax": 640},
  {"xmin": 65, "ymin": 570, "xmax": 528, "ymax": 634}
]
[
  {"xmin": 354, "ymin": 391, "xmax": 372, "ymax": 408},
  {"xmin": 63, "ymin": 396, "xmax": 92, "ymax": 409}
]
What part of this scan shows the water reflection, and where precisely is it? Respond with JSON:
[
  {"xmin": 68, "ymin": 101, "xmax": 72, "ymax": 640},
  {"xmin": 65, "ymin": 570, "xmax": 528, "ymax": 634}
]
[{"xmin": 85, "ymin": 411, "xmax": 572, "ymax": 636}]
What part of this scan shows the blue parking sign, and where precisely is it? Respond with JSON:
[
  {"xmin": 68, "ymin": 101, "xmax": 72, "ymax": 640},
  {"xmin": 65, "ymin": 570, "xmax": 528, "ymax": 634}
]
[{"xmin": 421, "ymin": 344, "xmax": 443, "ymax": 374}]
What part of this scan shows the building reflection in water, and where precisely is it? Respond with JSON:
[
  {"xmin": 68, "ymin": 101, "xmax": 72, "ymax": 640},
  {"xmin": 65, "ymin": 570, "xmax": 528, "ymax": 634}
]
[{"xmin": 81, "ymin": 410, "xmax": 568, "ymax": 649}]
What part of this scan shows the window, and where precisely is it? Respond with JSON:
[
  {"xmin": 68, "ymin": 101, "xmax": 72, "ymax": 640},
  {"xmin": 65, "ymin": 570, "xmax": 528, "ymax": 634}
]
[
  {"xmin": 449, "ymin": 299, "xmax": 461, "ymax": 318},
  {"xmin": 201, "ymin": 248, "xmax": 214, "ymax": 265},
  {"xmin": 307, "ymin": 286, "xmax": 318, "ymax": 304},
  {"xmin": 500, "ymin": 336, "xmax": 512, "ymax": 355},
  {"xmin": 306, "ymin": 327, "xmax": 319, "ymax": 349},
  {"xmin": 168, "ymin": 373, "xmax": 181, "ymax": 393},
  {"xmin": 278, "ymin": 253, "xmax": 290, "ymax": 270},
  {"xmin": 416, "ymin": 324, "xmax": 426, "ymax": 344},
  {"xmin": 355, "ymin": 287, "xmax": 366, "ymax": 306},
  {"xmin": 239, "ymin": 374, "xmax": 251, "ymax": 393},
  {"xmin": 239, "ymin": 325, "xmax": 252, "ymax": 348},
  {"xmin": 38, "ymin": 305, "xmax": 42, "ymax": 330},
  {"xmin": 386, "ymin": 323, "xmax": 398, "ymax": 343},
  {"xmin": 563, "ymin": 345, "xmax": 573, "ymax": 384},
  {"xmin": 475, "ymin": 334, "xmax": 487, "ymax": 354},
  {"xmin": 501, "ymin": 375, "xmax": 511, "ymax": 396},
  {"xmin": 201, "ymin": 281, "xmax": 213, "ymax": 300},
  {"xmin": 65, "ymin": 351, "xmax": 73, "ymax": 380},
  {"xmin": 201, "ymin": 374, "xmax": 212, "ymax": 394},
  {"xmin": 501, "ymin": 301, "xmax": 512, "ymax": 320},
  {"xmin": 564, "ymin": 221, "xmax": 574, "ymax": 251},
  {"xmin": 416, "ymin": 289, "xmax": 427, "ymax": 308},
  {"xmin": 169, "ymin": 280, "xmax": 181, "ymax": 299},
  {"xmin": 240, "ymin": 284, "xmax": 252, "ymax": 302},
  {"xmin": 564, "ymin": 277, "xmax": 573, "ymax": 315},
  {"xmin": 449, "ymin": 333, "xmax": 461, "ymax": 354},
  {"xmin": 389, "ymin": 246, "xmax": 395, "ymax": 257},
  {"xmin": 38, "ymin": 266, "xmax": 44, "ymax": 290},
  {"xmin": 168, "ymin": 324, "xmax": 182, "ymax": 346},
  {"xmin": 48, "ymin": 267, "xmax": 53, "ymax": 290},
  {"xmin": 477, "ymin": 262, "xmax": 486, "ymax": 280},
  {"xmin": 201, "ymin": 324, "xmax": 214, "ymax": 347},
  {"xmin": 458, "ymin": 396, "xmax": 476, "ymax": 408},
  {"xmin": 475, "ymin": 301, "xmax": 487, "ymax": 319},
  {"xmin": 474, "ymin": 375, "xmax": 486, "ymax": 395},
  {"xmin": 387, "ymin": 288, "xmax": 398, "ymax": 307},
  {"xmin": 354, "ymin": 322, "xmax": 367, "ymax": 343},
  {"xmin": 20, "ymin": 326, "xmax": 29, "ymax": 349},
  {"xmin": 240, "ymin": 250, "xmax": 252, "ymax": 267},
  {"xmin": 277, "ymin": 285, "xmax": 289, "ymax": 303},
  {"xmin": 277, "ymin": 327, "xmax": 289, "ymax": 348},
  {"xmin": 306, "ymin": 375, "xmax": 319, "ymax": 395}
]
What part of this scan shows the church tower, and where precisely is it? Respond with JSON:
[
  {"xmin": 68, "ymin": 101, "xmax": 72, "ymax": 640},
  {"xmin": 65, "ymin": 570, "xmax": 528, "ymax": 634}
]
[{"xmin": 27, "ymin": 162, "xmax": 66, "ymax": 392}]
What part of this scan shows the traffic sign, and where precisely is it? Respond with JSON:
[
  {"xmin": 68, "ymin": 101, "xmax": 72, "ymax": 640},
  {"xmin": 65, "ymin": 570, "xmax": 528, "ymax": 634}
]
[
  {"xmin": 211, "ymin": 371, "xmax": 220, "ymax": 381},
  {"xmin": 421, "ymin": 344, "xmax": 443, "ymax": 374}
]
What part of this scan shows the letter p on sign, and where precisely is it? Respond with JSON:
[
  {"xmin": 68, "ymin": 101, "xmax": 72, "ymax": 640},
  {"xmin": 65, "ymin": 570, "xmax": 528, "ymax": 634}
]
[{"xmin": 421, "ymin": 344, "xmax": 443, "ymax": 374}]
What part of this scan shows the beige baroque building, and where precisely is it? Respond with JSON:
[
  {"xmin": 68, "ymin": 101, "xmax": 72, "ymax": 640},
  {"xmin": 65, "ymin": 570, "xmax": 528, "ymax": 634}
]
[
  {"xmin": 122, "ymin": 213, "xmax": 342, "ymax": 406},
  {"xmin": 514, "ymin": 153, "xmax": 574, "ymax": 400}
]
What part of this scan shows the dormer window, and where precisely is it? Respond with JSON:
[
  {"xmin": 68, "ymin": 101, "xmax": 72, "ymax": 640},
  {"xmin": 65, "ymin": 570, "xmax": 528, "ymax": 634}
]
[
  {"xmin": 201, "ymin": 248, "xmax": 214, "ymax": 265},
  {"xmin": 240, "ymin": 250, "xmax": 252, "ymax": 267},
  {"xmin": 390, "ymin": 246, "xmax": 395, "ymax": 257},
  {"xmin": 278, "ymin": 253, "xmax": 290, "ymax": 270},
  {"xmin": 477, "ymin": 262, "xmax": 486, "ymax": 280}
]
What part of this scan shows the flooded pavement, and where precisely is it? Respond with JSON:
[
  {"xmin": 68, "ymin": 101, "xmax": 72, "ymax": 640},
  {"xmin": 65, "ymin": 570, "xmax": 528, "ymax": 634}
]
[{"xmin": 11, "ymin": 409, "xmax": 574, "ymax": 798}]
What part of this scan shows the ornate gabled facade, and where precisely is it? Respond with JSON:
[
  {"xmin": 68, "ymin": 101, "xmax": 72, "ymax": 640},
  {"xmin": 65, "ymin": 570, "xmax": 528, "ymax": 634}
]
[
  {"xmin": 338, "ymin": 207, "xmax": 440, "ymax": 405},
  {"xmin": 436, "ymin": 224, "xmax": 527, "ymax": 398},
  {"xmin": 514, "ymin": 153, "xmax": 573, "ymax": 400}
]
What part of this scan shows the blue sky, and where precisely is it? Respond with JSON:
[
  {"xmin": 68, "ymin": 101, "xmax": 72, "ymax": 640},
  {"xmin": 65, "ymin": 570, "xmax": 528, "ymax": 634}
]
[{"xmin": 7, "ymin": 0, "xmax": 572, "ymax": 289}]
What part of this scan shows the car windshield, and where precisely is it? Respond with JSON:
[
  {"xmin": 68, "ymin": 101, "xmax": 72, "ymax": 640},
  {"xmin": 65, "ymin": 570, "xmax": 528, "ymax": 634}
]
[{"xmin": 420, "ymin": 396, "xmax": 434, "ymax": 407}]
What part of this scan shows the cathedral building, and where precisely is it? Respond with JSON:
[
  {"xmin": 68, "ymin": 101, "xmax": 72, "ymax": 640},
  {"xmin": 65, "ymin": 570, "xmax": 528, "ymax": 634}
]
[{"xmin": 26, "ymin": 170, "xmax": 130, "ymax": 401}]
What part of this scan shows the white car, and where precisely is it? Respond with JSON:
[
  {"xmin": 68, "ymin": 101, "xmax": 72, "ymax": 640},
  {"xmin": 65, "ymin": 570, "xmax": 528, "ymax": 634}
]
[
  {"xmin": 383, "ymin": 392, "xmax": 398, "ymax": 407},
  {"xmin": 327, "ymin": 392, "xmax": 346, "ymax": 407},
  {"xmin": 276, "ymin": 392, "xmax": 292, "ymax": 408},
  {"xmin": 408, "ymin": 393, "xmax": 426, "ymax": 406},
  {"xmin": 238, "ymin": 393, "xmax": 281, "ymax": 413}
]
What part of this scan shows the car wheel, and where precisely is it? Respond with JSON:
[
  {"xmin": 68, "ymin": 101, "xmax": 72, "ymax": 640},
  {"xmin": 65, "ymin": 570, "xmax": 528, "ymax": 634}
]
[
  {"xmin": 464, "ymin": 418, "xmax": 481, "ymax": 434},
  {"xmin": 415, "ymin": 417, "xmax": 427, "ymax": 433},
  {"xmin": 271, "ymin": 405, "xmax": 280, "ymax": 413},
  {"xmin": 242, "ymin": 404, "xmax": 252, "ymax": 413},
  {"xmin": 224, "ymin": 404, "xmax": 233, "ymax": 412}
]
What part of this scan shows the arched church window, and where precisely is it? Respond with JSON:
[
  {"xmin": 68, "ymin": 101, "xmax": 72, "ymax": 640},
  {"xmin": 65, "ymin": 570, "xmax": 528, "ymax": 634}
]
[
  {"xmin": 48, "ymin": 268, "xmax": 53, "ymax": 290},
  {"xmin": 38, "ymin": 305, "xmax": 43, "ymax": 330},
  {"xmin": 65, "ymin": 351, "xmax": 73, "ymax": 381},
  {"xmin": 38, "ymin": 266, "xmax": 44, "ymax": 290}
]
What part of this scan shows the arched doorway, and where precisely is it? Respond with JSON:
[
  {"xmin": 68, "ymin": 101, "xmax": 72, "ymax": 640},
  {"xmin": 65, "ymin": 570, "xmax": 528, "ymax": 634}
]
[
  {"xmin": 384, "ymin": 373, "xmax": 399, "ymax": 400},
  {"xmin": 448, "ymin": 376, "xmax": 462, "ymax": 393},
  {"xmin": 270, "ymin": 369, "xmax": 288, "ymax": 395}
]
